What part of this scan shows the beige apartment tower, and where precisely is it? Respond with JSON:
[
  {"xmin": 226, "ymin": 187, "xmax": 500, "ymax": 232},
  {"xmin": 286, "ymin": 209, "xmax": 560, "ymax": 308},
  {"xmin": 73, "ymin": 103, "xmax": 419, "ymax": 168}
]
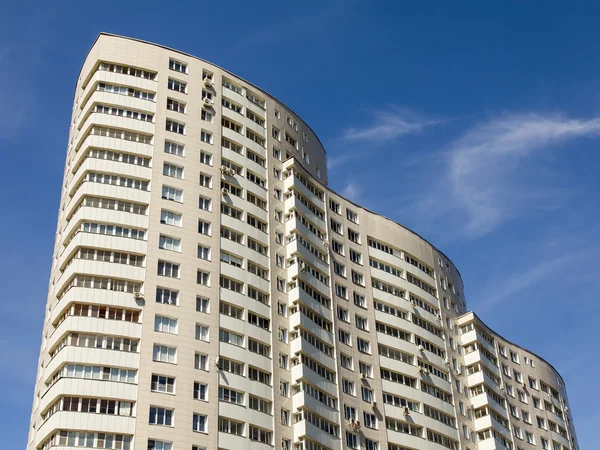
[{"xmin": 28, "ymin": 33, "xmax": 579, "ymax": 450}]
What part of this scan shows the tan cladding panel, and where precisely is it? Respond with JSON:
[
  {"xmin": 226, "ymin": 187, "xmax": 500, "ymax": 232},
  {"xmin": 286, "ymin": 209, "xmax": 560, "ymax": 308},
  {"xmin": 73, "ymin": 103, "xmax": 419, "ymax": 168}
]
[{"xmin": 76, "ymin": 33, "xmax": 327, "ymax": 183}]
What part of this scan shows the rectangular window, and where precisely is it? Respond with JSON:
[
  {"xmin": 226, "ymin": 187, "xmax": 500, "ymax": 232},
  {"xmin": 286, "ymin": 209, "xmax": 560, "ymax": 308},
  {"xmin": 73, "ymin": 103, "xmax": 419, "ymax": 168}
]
[
  {"xmin": 159, "ymin": 235, "xmax": 181, "ymax": 252},
  {"xmin": 160, "ymin": 210, "xmax": 182, "ymax": 227},
  {"xmin": 202, "ymin": 89, "xmax": 213, "ymax": 102},
  {"xmin": 200, "ymin": 151, "xmax": 213, "ymax": 165},
  {"xmin": 355, "ymin": 315, "xmax": 368, "ymax": 331},
  {"xmin": 169, "ymin": 59, "xmax": 187, "ymax": 73},
  {"xmin": 193, "ymin": 382, "xmax": 207, "ymax": 401},
  {"xmin": 164, "ymin": 141, "xmax": 184, "ymax": 156},
  {"xmin": 221, "ymin": 227, "xmax": 243, "ymax": 243},
  {"xmin": 249, "ymin": 426, "xmax": 272, "ymax": 445},
  {"xmin": 247, "ymin": 214, "xmax": 268, "ymax": 232},
  {"xmin": 334, "ymin": 261, "xmax": 346, "ymax": 277},
  {"xmin": 363, "ymin": 412, "xmax": 377, "ymax": 429},
  {"xmin": 192, "ymin": 413, "xmax": 207, "ymax": 433},
  {"xmin": 157, "ymin": 261, "xmax": 180, "ymax": 278},
  {"xmin": 349, "ymin": 250, "xmax": 362, "ymax": 264},
  {"xmin": 357, "ymin": 338, "xmax": 371, "ymax": 354},
  {"xmin": 197, "ymin": 270, "xmax": 210, "ymax": 286},
  {"xmin": 148, "ymin": 440, "xmax": 172, "ymax": 450},
  {"xmin": 162, "ymin": 185, "xmax": 183, "ymax": 203},
  {"xmin": 337, "ymin": 306, "xmax": 350, "ymax": 322},
  {"xmin": 200, "ymin": 130, "xmax": 213, "ymax": 144},
  {"xmin": 196, "ymin": 296, "xmax": 209, "ymax": 313},
  {"xmin": 195, "ymin": 324, "xmax": 210, "ymax": 342},
  {"xmin": 156, "ymin": 287, "xmax": 178, "ymax": 305},
  {"xmin": 196, "ymin": 195, "xmax": 211, "ymax": 212},
  {"xmin": 201, "ymin": 109, "xmax": 213, "ymax": 122},
  {"xmin": 248, "ymin": 366, "xmax": 271, "ymax": 385},
  {"xmin": 151, "ymin": 374, "xmax": 175, "ymax": 394},
  {"xmin": 348, "ymin": 228, "xmax": 360, "ymax": 243},
  {"xmin": 343, "ymin": 379, "xmax": 355, "ymax": 396},
  {"xmin": 196, "ymin": 245, "xmax": 211, "ymax": 261},
  {"xmin": 219, "ymin": 329, "xmax": 244, "ymax": 347},
  {"xmin": 351, "ymin": 270, "xmax": 364, "ymax": 286},
  {"xmin": 219, "ymin": 387, "xmax": 244, "ymax": 405},
  {"xmin": 222, "ymin": 98, "xmax": 242, "ymax": 113},
  {"xmin": 198, "ymin": 220, "xmax": 211, "ymax": 235},
  {"xmin": 168, "ymin": 78, "xmax": 187, "ymax": 93},
  {"xmin": 222, "ymin": 137, "xmax": 242, "ymax": 154},
  {"xmin": 248, "ymin": 338, "xmax": 270, "ymax": 357},
  {"xmin": 280, "ymin": 380, "xmax": 289, "ymax": 397},
  {"xmin": 166, "ymin": 119, "xmax": 185, "ymax": 134},
  {"xmin": 217, "ymin": 357, "xmax": 244, "ymax": 375},
  {"xmin": 335, "ymin": 283, "xmax": 347, "ymax": 299},
  {"xmin": 220, "ymin": 276, "xmax": 243, "ymax": 293},
  {"xmin": 346, "ymin": 209, "xmax": 359, "ymax": 223},
  {"xmin": 199, "ymin": 172, "xmax": 212, "ymax": 188},
  {"xmin": 346, "ymin": 432, "xmax": 358, "ymax": 449},
  {"xmin": 149, "ymin": 406, "xmax": 173, "ymax": 426},
  {"xmin": 332, "ymin": 240, "xmax": 344, "ymax": 255},
  {"xmin": 330, "ymin": 219, "xmax": 342, "ymax": 235},
  {"xmin": 163, "ymin": 163, "xmax": 183, "ymax": 179},
  {"xmin": 154, "ymin": 315, "xmax": 178, "ymax": 334},
  {"xmin": 338, "ymin": 329, "xmax": 351, "ymax": 345},
  {"xmin": 194, "ymin": 353, "xmax": 209, "ymax": 371},
  {"xmin": 219, "ymin": 417, "xmax": 244, "ymax": 435},
  {"xmin": 167, "ymin": 98, "xmax": 186, "ymax": 114},
  {"xmin": 281, "ymin": 408, "xmax": 290, "ymax": 426},
  {"xmin": 152, "ymin": 345, "xmax": 176, "ymax": 364}
]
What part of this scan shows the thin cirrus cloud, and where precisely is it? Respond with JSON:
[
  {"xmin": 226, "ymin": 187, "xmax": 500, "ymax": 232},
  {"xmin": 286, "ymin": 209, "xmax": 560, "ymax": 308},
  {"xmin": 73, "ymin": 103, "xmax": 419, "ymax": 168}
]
[
  {"xmin": 414, "ymin": 112, "xmax": 600, "ymax": 240},
  {"xmin": 327, "ymin": 106, "xmax": 442, "ymax": 170},
  {"xmin": 340, "ymin": 105, "xmax": 442, "ymax": 142}
]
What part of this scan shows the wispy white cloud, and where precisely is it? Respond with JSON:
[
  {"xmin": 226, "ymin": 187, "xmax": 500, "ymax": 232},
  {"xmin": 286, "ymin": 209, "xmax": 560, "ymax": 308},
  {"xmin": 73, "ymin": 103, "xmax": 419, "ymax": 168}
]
[
  {"xmin": 411, "ymin": 112, "xmax": 600, "ymax": 240},
  {"xmin": 341, "ymin": 181, "xmax": 361, "ymax": 202},
  {"xmin": 340, "ymin": 105, "xmax": 442, "ymax": 143},
  {"xmin": 326, "ymin": 153, "xmax": 363, "ymax": 170}
]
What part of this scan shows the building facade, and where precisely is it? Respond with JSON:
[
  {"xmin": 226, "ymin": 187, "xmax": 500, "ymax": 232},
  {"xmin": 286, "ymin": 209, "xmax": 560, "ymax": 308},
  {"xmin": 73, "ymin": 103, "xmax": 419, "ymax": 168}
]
[{"xmin": 28, "ymin": 33, "xmax": 579, "ymax": 450}]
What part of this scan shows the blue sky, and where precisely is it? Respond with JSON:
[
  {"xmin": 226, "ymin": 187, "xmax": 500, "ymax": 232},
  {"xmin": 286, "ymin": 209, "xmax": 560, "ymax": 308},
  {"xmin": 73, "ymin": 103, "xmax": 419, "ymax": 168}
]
[{"xmin": 1, "ymin": 1, "xmax": 599, "ymax": 447}]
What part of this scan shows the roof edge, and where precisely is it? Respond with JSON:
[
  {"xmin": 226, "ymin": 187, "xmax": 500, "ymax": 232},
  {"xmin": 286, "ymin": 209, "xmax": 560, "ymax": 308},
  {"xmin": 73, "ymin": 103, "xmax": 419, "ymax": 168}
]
[
  {"xmin": 457, "ymin": 311, "xmax": 567, "ymax": 390},
  {"xmin": 91, "ymin": 32, "xmax": 326, "ymax": 155}
]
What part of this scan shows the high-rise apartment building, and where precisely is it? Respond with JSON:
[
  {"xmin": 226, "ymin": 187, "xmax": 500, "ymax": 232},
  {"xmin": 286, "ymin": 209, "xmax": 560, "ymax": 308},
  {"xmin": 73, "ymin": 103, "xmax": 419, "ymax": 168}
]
[{"xmin": 28, "ymin": 33, "xmax": 579, "ymax": 450}]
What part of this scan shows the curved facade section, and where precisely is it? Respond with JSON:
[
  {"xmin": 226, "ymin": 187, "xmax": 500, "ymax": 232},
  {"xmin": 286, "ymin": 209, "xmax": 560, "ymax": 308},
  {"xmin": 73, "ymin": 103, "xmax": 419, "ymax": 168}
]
[{"xmin": 28, "ymin": 33, "xmax": 577, "ymax": 450}]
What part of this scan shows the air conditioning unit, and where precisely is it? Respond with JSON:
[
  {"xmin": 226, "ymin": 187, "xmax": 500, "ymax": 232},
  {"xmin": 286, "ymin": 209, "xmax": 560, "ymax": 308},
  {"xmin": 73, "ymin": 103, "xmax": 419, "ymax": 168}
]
[
  {"xmin": 419, "ymin": 367, "xmax": 429, "ymax": 375},
  {"xmin": 347, "ymin": 420, "xmax": 355, "ymax": 428},
  {"xmin": 215, "ymin": 357, "xmax": 220, "ymax": 366},
  {"xmin": 203, "ymin": 77, "xmax": 212, "ymax": 86},
  {"xmin": 418, "ymin": 344, "xmax": 425, "ymax": 352},
  {"xmin": 455, "ymin": 369, "xmax": 461, "ymax": 376},
  {"xmin": 371, "ymin": 401, "xmax": 377, "ymax": 409},
  {"xmin": 221, "ymin": 187, "xmax": 229, "ymax": 196},
  {"xmin": 227, "ymin": 167, "xmax": 235, "ymax": 176},
  {"xmin": 435, "ymin": 313, "xmax": 442, "ymax": 321},
  {"xmin": 410, "ymin": 299, "xmax": 417, "ymax": 307},
  {"xmin": 220, "ymin": 165, "xmax": 229, "ymax": 173},
  {"xmin": 133, "ymin": 292, "xmax": 144, "ymax": 299},
  {"xmin": 323, "ymin": 241, "xmax": 329, "ymax": 248},
  {"xmin": 361, "ymin": 373, "xmax": 367, "ymax": 380},
  {"xmin": 500, "ymin": 385, "xmax": 505, "ymax": 391},
  {"xmin": 403, "ymin": 406, "xmax": 410, "ymax": 416},
  {"xmin": 203, "ymin": 97, "xmax": 212, "ymax": 107},
  {"xmin": 299, "ymin": 261, "xmax": 307, "ymax": 272},
  {"xmin": 292, "ymin": 357, "xmax": 300, "ymax": 365},
  {"xmin": 564, "ymin": 406, "xmax": 569, "ymax": 412},
  {"xmin": 444, "ymin": 360, "xmax": 450, "ymax": 366}
]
